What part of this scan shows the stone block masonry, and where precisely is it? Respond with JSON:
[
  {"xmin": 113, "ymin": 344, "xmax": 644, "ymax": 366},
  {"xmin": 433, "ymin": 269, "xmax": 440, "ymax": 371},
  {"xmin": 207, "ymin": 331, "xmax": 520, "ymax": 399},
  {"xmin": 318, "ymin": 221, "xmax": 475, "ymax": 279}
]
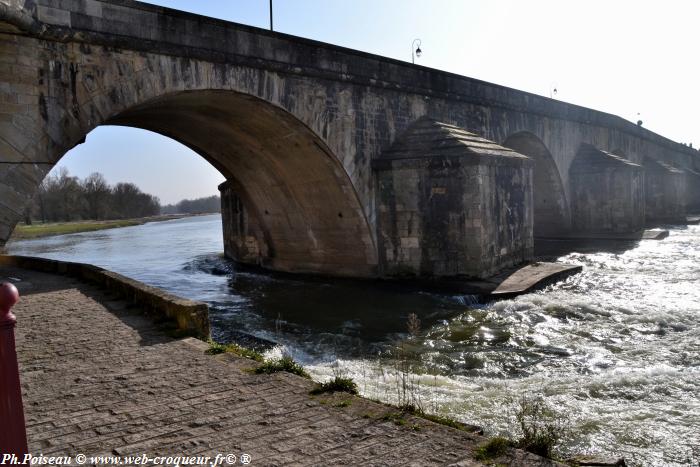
[
  {"xmin": 644, "ymin": 157, "xmax": 687, "ymax": 224},
  {"xmin": 569, "ymin": 144, "xmax": 645, "ymax": 234},
  {"xmin": 219, "ymin": 180, "xmax": 269, "ymax": 269},
  {"xmin": 374, "ymin": 118, "xmax": 533, "ymax": 279}
]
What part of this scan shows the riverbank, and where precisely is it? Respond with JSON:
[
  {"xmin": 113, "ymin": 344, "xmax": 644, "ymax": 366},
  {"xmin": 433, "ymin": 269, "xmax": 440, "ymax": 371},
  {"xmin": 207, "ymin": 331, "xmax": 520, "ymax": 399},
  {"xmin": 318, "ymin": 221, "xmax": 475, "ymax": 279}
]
[
  {"xmin": 9, "ymin": 213, "xmax": 215, "ymax": 240},
  {"xmin": 2, "ymin": 264, "xmax": 554, "ymax": 466}
]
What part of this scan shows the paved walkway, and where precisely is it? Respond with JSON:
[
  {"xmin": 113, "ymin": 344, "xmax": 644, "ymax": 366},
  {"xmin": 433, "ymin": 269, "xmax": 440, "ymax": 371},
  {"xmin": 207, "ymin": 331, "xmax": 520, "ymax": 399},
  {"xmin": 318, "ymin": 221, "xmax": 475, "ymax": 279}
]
[{"xmin": 4, "ymin": 266, "xmax": 553, "ymax": 466}]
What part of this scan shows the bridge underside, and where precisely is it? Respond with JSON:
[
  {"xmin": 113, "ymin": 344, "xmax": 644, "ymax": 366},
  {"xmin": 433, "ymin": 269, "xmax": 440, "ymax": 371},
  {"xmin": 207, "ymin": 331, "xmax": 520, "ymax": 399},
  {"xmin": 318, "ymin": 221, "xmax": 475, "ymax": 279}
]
[{"xmin": 107, "ymin": 91, "xmax": 378, "ymax": 277}]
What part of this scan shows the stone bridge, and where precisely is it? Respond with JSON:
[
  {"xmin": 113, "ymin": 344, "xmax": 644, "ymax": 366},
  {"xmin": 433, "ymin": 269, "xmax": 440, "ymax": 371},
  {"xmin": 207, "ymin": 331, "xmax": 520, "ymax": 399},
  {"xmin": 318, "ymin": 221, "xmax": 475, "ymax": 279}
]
[{"xmin": 1, "ymin": 0, "xmax": 698, "ymax": 280}]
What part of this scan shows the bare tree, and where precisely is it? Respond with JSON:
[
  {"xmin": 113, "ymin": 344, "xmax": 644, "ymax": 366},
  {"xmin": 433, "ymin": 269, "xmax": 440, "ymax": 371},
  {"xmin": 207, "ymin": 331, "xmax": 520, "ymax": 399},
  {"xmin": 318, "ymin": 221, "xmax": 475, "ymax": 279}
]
[
  {"xmin": 27, "ymin": 169, "xmax": 161, "ymax": 223},
  {"xmin": 82, "ymin": 172, "xmax": 111, "ymax": 220}
]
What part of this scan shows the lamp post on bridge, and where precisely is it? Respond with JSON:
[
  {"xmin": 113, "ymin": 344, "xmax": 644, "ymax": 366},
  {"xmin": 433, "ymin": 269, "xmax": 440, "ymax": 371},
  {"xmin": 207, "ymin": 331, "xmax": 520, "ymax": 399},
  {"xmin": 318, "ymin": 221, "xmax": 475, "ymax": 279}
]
[
  {"xmin": 0, "ymin": 281, "xmax": 28, "ymax": 455},
  {"xmin": 412, "ymin": 39, "xmax": 422, "ymax": 64},
  {"xmin": 269, "ymin": 0, "xmax": 273, "ymax": 31},
  {"xmin": 549, "ymin": 82, "xmax": 558, "ymax": 99}
]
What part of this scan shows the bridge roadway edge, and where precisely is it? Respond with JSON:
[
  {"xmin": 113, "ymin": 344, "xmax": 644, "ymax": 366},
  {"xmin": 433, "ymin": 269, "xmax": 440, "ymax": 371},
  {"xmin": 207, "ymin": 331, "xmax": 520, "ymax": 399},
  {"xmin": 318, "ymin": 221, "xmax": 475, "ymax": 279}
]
[{"xmin": 0, "ymin": 263, "xmax": 560, "ymax": 466}]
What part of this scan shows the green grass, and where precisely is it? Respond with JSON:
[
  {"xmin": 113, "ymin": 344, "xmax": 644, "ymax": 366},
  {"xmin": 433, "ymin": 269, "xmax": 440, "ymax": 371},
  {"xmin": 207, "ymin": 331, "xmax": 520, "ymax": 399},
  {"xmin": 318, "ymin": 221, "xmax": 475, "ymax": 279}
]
[
  {"xmin": 12, "ymin": 220, "xmax": 144, "ymax": 239},
  {"xmin": 310, "ymin": 376, "xmax": 359, "ymax": 395},
  {"xmin": 254, "ymin": 356, "xmax": 310, "ymax": 378},
  {"xmin": 420, "ymin": 412, "xmax": 474, "ymax": 431},
  {"xmin": 514, "ymin": 397, "xmax": 562, "ymax": 458},
  {"xmin": 207, "ymin": 343, "xmax": 309, "ymax": 378},
  {"xmin": 205, "ymin": 340, "xmax": 264, "ymax": 362},
  {"xmin": 474, "ymin": 437, "xmax": 513, "ymax": 461},
  {"xmin": 394, "ymin": 403, "xmax": 479, "ymax": 433},
  {"xmin": 377, "ymin": 411, "xmax": 418, "ymax": 432},
  {"xmin": 516, "ymin": 430, "xmax": 559, "ymax": 458},
  {"xmin": 10, "ymin": 215, "xmax": 190, "ymax": 240},
  {"xmin": 381, "ymin": 412, "xmax": 407, "ymax": 426}
]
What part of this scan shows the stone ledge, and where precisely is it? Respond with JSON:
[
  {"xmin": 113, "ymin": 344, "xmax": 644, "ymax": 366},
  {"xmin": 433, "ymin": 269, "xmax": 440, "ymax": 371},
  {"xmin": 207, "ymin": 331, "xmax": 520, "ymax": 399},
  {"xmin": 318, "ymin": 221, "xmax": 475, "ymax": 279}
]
[
  {"xmin": 0, "ymin": 254, "xmax": 210, "ymax": 338},
  {"xmin": 490, "ymin": 262, "xmax": 583, "ymax": 298}
]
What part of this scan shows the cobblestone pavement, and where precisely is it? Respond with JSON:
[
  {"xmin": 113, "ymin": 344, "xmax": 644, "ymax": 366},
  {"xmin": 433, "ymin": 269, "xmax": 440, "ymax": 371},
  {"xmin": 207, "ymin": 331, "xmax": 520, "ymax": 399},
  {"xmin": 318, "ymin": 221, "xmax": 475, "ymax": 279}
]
[{"xmin": 4, "ymin": 266, "xmax": 555, "ymax": 466}]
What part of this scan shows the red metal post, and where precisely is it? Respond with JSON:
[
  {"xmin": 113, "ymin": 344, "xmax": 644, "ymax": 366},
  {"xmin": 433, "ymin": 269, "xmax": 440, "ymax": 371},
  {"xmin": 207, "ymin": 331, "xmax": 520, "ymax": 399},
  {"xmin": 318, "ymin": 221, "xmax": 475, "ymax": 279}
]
[{"xmin": 0, "ymin": 282, "xmax": 28, "ymax": 455}]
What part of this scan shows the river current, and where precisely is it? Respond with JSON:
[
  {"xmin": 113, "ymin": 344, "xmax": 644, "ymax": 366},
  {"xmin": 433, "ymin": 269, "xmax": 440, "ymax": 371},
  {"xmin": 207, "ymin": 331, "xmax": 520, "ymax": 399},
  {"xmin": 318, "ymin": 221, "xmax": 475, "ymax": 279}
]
[{"xmin": 7, "ymin": 214, "xmax": 699, "ymax": 466}]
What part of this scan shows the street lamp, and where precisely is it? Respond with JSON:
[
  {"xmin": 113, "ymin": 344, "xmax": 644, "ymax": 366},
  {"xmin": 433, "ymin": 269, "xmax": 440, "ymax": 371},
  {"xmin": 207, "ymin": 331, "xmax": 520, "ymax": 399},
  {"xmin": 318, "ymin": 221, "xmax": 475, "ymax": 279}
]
[
  {"xmin": 412, "ymin": 39, "xmax": 422, "ymax": 64},
  {"xmin": 269, "ymin": 0, "xmax": 273, "ymax": 31}
]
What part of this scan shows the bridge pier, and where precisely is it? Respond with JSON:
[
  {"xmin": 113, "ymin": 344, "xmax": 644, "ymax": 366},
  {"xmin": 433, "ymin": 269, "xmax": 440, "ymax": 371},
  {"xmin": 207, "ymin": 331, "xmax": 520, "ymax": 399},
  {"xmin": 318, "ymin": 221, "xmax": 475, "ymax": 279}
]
[
  {"xmin": 372, "ymin": 119, "xmax": 533, "ymax": 280},
  {"xmin": 686, "ymin": 169, "xmax": 700, "ymax": 213},
  {"xmin": 569, "ymin": 145, "xmax": 645, "ymax": 233},
  {"xmin": 644, "ymin": 158, "xmax": 687, "ymax": 224},
  {"xmin": 218, "ymin": 181, "xmax": 269, "ymax": 268},
  {"xmin": 219, "ymin": 119, "xmax": 535, "ymax": 280}
]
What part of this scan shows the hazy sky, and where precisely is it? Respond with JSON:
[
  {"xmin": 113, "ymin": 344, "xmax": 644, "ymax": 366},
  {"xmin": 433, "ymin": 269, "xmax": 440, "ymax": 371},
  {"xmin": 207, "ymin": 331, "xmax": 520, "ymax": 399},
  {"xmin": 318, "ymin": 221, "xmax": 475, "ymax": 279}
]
[{"xmin": 55, "ymin": 0, "xmax": 700, "ymax": 204}]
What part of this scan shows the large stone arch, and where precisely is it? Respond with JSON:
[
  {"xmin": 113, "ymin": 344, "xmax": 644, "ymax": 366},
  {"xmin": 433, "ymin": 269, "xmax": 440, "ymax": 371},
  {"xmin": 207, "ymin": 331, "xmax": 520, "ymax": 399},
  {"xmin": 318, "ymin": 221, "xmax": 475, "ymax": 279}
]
[
  {"xmin": 502, "ymin": 132, "xmax": 570, "ymax": 237},
  {"xmin": 106, "ymin": 90, "xmax": 377, "ymax": 276},
  {"xmin": 0, "ymin": 37, "xmax": 378, "ymax": 276}
]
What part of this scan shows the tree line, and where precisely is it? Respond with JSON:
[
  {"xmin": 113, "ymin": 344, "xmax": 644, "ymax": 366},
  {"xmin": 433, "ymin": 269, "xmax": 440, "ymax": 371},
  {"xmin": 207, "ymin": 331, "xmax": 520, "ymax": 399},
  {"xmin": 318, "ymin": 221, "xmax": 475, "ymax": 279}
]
[
  {"xmin": 28, "ymin": 168, "xmax": 160, "ymax": 223},
  {"xmin": 161, "ymin": 195, "xmax": 221, "ymax": 215},
  {"xmin": 26, "ymin": 168, "xmax": 220, "ymax": 224}
]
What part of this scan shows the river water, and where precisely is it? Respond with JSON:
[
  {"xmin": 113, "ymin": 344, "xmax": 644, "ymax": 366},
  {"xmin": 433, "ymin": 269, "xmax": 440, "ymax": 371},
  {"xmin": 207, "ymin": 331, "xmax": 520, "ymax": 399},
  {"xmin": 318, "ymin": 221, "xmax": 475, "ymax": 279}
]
[{"xmin": 7, "ymin": 214, "xmax": 699, "ymax": 466}]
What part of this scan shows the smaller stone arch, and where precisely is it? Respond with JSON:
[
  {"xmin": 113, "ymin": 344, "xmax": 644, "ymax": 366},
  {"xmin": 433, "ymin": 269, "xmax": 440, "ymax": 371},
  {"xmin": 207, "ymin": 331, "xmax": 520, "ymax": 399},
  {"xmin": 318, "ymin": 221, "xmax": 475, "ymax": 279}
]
[{"xmin": 502, "ymin": 132, "xmax": 569, "ymax": 237}]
